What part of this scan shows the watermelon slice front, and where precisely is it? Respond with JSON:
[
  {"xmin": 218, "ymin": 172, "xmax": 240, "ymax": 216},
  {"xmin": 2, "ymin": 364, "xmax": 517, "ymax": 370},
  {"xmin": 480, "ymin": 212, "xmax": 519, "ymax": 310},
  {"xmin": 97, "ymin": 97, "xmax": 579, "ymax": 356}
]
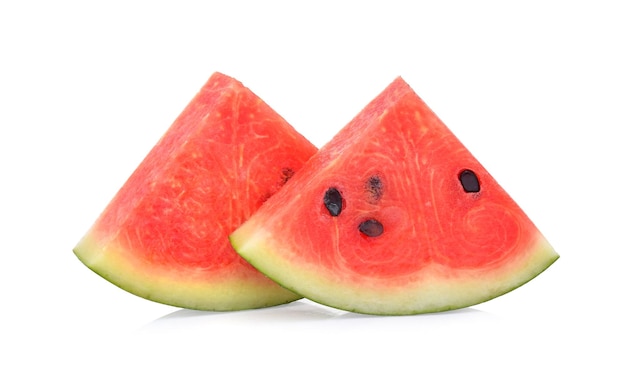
[
  {"xmin": 230, "ymin": 77, "xmax": 559, "ymax": 315},
  {"xmin": 73, "ymin": 72, "xmax": 317, "ymax": 311}
]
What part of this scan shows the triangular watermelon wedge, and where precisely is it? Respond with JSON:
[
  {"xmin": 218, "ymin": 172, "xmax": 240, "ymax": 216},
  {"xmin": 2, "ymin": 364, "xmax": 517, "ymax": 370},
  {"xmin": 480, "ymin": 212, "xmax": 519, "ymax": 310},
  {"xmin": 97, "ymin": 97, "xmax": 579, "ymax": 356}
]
[
  {"xmin": 74, "ymin": 72, "xmax": 317, "ymax": 311},
  {"xmin": 230, "ymin": 77, "xmax": 559, "ymax": 315}
]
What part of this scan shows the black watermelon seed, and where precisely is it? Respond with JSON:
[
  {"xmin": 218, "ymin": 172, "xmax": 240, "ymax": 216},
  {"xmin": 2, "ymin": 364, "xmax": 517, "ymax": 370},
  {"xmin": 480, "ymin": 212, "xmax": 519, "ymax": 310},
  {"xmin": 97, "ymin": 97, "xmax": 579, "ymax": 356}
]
[
  {"xmin": 359, "ymin": 219, "xmax": 384, "ymax": 237},
  {"xmin": 459, "ymin": 169, "xmax": 480, "ymax": 193},
  {"xmin": 323, "ymin": 187, "xmax": 344, "ymax": 216},
  {"xmin": 366, "ymin": 175, "xmax": 383, "ymax": 202}
]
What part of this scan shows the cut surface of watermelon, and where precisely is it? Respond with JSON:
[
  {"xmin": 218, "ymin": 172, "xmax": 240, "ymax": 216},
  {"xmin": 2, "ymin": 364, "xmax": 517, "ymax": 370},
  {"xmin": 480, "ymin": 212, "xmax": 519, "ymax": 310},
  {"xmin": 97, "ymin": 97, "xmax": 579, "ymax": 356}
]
[
  {"xmin": 230, "ymin": 77, "xmax": 559, "ymax": 315},
  {"xmin": 74, "ymin": 72, "xmax": 317, "ymax": 310}
]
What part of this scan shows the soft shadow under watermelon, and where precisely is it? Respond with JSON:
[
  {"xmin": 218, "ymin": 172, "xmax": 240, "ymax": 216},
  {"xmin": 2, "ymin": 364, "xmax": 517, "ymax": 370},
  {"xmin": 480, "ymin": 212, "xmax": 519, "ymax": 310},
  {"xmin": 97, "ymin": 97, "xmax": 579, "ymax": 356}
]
[
  {"xmin": 141, "ymin": 300, "xmax": 492, "ymax": 333},
  {"xmin": 141, "ymin": 300, "xmax": 345, "ymax": 330}
]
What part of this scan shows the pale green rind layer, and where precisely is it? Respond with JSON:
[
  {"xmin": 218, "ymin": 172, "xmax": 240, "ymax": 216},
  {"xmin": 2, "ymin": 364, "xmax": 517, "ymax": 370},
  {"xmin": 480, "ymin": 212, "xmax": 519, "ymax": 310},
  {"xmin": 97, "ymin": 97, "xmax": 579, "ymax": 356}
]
[
  {"xmin": 74, "ymin": 233, "xmax": 300, "ymax": 311},
  {"xmin": 230, "ymin": 224, "xmax": 559, "ymax": 315}
]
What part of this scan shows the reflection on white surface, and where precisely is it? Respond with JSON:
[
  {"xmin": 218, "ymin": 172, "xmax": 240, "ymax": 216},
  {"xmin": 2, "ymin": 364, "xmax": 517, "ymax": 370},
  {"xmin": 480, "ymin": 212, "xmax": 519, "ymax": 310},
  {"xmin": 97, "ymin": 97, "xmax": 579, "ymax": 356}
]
[
  {"xmin": 140, "ymin": 299, "xmax": 495, "ymax": 333},
  {"xmin": 167, "ymin": 299, "xmax": 345, "ymax": 318},
  {"xmin": 130, "ymin": 300, "xmax": 499, "ymax": 371},
  {"xmin": 142, "ymin": 300, "xmax": 347, "ymax": 329}
]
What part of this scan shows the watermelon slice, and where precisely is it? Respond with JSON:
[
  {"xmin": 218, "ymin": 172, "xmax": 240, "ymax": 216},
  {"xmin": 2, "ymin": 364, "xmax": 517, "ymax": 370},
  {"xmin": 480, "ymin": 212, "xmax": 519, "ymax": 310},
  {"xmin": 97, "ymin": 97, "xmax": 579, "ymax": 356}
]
[
  {"xmin": 73, "ymin": 72, "xmax": 317, "ymax": 310},
  {"xmin": 230, "ymin": 77, "xmax": 559, "ymax": 315}
]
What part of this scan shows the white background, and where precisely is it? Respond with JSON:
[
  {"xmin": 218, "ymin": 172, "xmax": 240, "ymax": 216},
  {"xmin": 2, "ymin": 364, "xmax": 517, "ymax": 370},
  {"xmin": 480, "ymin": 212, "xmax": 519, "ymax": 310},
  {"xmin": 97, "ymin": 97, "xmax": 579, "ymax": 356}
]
[{"xmin": 1, "ymin": 1, "xmax": 624, "ymax": 371}]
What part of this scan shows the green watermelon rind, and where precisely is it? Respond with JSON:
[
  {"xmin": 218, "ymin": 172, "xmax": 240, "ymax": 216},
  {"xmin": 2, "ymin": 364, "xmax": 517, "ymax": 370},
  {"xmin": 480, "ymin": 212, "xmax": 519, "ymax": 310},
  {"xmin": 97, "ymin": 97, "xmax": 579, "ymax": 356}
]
[
  {"xmin": 74, "ymin": 233, "xmax": 301, "ymax": 311},
  {"xmin": 230, "ymin": 227, "xmax": 559, "ymax": 315}
]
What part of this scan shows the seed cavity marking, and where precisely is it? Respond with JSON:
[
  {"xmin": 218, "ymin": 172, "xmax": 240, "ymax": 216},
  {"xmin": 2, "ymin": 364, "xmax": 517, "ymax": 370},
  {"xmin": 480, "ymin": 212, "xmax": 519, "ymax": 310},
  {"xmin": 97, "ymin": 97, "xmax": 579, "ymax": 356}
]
[
  {"xmin": 459, "ymin": 169, "xmax": 480, "ymax": 193},
  {"xmin": 359, "ymin": 219, "xmax": 384, "ymax": 237},
  {"xmin": 280, "ymin": 167, "xmax": 295, "ymax": 185},
  {"xmin": 323, "ymin": 187, "xmax": 344, "ymax": 216},
  {"xmin": 366, "ymin": 175, "xmax": 383, "ymax": 202}
]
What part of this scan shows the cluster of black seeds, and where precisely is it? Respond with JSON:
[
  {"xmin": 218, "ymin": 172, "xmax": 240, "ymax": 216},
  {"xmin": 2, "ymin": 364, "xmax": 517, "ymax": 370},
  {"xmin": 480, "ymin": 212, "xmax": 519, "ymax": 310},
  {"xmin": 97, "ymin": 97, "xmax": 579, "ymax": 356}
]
[
  {"xmin": 322, "ymin": 176, "xmax": 385, "ymax": 238},
  {"xmin": 321, "ymin": 169, "xmax": 481, "ymax": 238}
]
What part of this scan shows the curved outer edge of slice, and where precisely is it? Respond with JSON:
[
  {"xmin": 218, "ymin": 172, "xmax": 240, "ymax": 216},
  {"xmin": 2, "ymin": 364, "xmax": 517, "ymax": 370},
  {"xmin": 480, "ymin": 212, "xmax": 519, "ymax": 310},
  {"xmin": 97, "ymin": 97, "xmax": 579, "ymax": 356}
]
[
  {"xmin": 230, "ymin": 224, "xmax": 559, "ymax": 315},
  {"xmin": 74, "ymin": 233, "xmax": 301, "ymax": 311}
]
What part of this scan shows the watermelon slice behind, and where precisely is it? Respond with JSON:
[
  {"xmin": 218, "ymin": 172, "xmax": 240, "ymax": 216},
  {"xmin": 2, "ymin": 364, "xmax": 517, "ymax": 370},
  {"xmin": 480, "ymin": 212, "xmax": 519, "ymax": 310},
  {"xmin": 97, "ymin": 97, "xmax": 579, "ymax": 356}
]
[
  {"xmin": 230, "ymin": 77, "xmax": 559, "ymax": 315},
  {"xmin": 73, "ymin": 72, "xmax": 317, "ymax": 311}
]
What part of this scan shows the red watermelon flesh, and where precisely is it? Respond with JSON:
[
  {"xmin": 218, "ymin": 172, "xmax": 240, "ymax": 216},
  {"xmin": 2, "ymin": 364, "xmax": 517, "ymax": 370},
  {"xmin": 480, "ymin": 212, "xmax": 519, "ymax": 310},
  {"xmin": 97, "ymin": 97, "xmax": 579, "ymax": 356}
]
[
  {"xmin": 230, "ymin": 77, "xmax": 559, "ymax": 315},
  {"xmin": 73, "ymin": 72, "xmax": 317, "ymax": 310}
]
